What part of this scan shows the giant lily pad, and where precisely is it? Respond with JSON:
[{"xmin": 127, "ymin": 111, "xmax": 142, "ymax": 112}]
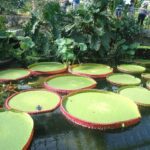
[
  {"xmin": 28, "ymin": 62, "xmax": 67, "ymax": 75},
  {"xmin": 134, "ymin": 59, "xmax": 150, "ymax": 66},
  {"xmin": 117, "ymin": 64, "xmax": 146, "ymax": 74},
  {"xmin": 0, "ymin": 68, "xmax": 30, "ymax": 82},
  {"xmin": 61, "ymin": 90, "xmax": 141, "ymax": 129},
  {"xmin": 106, "ymin": 73, "xmax": 141, "ymax": 86},
  {"xmin": 44, "ymin": 74, "xmax": 97, "ymax": 94},
  {"xmin": 119, "ymin": 86, "xmax": 150, "ymax": 106},
  {"xmin": 141, "ymin": 73, "xmax": 150, "ymax": 80},
  {"xmin": 146, "ymin": 80, "xmax": 150, "ymax": 90},
  {"xmin": 69, "ymin": 63, "xmax": 113, "ymax": 78},
  {"xmin": 5, "ymin": 89, "xmax": 61, "ymax": 114},
  {"xmin": 0, "ymin": 110, "xmax": 33, "ymax": 150}
]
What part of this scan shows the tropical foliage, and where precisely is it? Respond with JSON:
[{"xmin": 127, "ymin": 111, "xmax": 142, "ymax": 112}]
[{"xmin": 0, "ymin": 0, "xmax": 141, "ymax": 64}]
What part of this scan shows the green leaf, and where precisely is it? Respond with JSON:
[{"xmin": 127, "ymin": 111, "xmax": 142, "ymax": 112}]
[
  {"xmin": 127, "ymin": 50, "xmax": 135, "ymax": 56},
  {"xmin": 79, "ymin": 43, "xmax": 87, "ymax": 51},
  {"xmin": 65, "ymin": 24, "xmax": 75, "ymax": 32},
  {"xmin": 65, "ymin": 38, "xmax": 74, "ymax": 45},
  {"xmin": 31, "ymin": 21, "xmax": 40, "ymax": 34},
  {"xmin": 129, "ymin": 43, "xmax": 140, "ymax": 49},
  {"xmin": 101, "ymin": 33, "xmax": 110, "ymax": 50},
  {"xmin": 55, "ymin": 38, "xmax": 66, "ymax": 45},
  {"xmin": 20, "ymin": 37, "xmax": 35, "ymax": 50},
  {"xmin": 122, "ymin": 45, "xmax": 129, "ymax": 50},
  {"xmin": 67, "ymin": 53, "xmax": 75, "ymax": 60}
]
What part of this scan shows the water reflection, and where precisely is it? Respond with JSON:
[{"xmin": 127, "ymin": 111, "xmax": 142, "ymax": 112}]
[{"xmin": 29, "ymin": 106, "xmax": 150, "ymax": 150}]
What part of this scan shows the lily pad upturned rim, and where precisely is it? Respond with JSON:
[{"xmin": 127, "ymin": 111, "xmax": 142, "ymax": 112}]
[
  {"xmin": 0, "ymin": 68, "xmax": 31, "ymax": 82},
  {"xmin": 118, "ymin": 86, "xmax": 150, "ymax": 106},
  {"xmin": 106, "ymin": 73, "xmax": 141, "ymax": 86},
  {"xmin": 23, "ymin": 112, "xmax": 34, "ymax": 150},
  {"xmin": 117, "ymin": 64, "xmax": 146, "ymax": 74},
  {"xmin": 68, "ymin": 63, "xmax": 113, "ymax": 78},
  {"xmin": 0, "ymin": 110, "xmax": 34, "ymax": 150},
  {"xmin": 61, "ymin": 89, "xmax": 141, "ymax": 130},
  {"xmin": 141, "ymin": 73, "xmax": 150, "ymax": 80},
  {"xmin": 23, "ymin": 129, "xmax": 34, "ymax": 150},
  {"xmin": 146, "ymin": 80, "xmax": 150, "ymax": 90},
  {"xmin": 5, "ymin": 89, "xmax": 61, "ymax": 115},
  {"xmin": 28, "ymin": 62, "xmax": 67, "ymax": 75},
  {"xmin": 44, "ymin": 73, "xmax": 97, "ymax": 94}
]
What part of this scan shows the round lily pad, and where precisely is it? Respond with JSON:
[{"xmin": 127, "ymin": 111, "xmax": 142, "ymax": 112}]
[
  {"xmin": 44, "ymin": 74, "xmax": 97, "ymax": 94},
  {"xmin": 69, "ymin": 63, "xmax": 113, "ymax": 78},
  {"xmin": 0, "ymin": 110, "xmax": 33, "ymax": 150},
  {"xmin": 28, "ymin": 62, "xmax": 67, "ymax": 75},
  {"xmin": 5, "ymin": 89, "xmax": 61, "ymax": 114},
  {"xmin": 0, "ymin": 68, "xmax": 30, "ymax": 82},
  {"xmin": 117, "ymin": 64, "xmax": 146, "ymax": 74},
  {"xmin": 119, "ymin": 86, "xmax": 150, "ymax": 106},
  {"xmin": 61, "ymin": 90, "xmax": 141, "ymax": 129},
  {"xmin": 134, "ymin": 59, "xmax": 150, "ymax": 66},
  {"xmin": 146, "ymin": 80, "xmax": 150, "ymax": 90},
  {"xmin": 106, "ymin": 73, "xmax": 141, "ymax": 86},
  {"xmin": 141, "ymin": 73, "xmax": 150, "ymax": 80}
]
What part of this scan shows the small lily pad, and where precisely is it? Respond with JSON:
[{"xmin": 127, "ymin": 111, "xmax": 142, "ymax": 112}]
[
  {"xmin": 0, "ymin": 68, "xmax": 30, "ymax": 82},
  {"xmin": 28, "ymin": 62, "xmax": 67, "ymax": 75},
  {"xmin": 134, "ymin": 59, "xmax": 150, "ymax": 66},
  {"xmin": 119, "ymin": 86, "xmax": 150, "ymax": 106},
  {"xmin": 0, "ymin": 110, "xmax": 33, "ymax": 150},
  {"xmin": 146, "ymin": 80, "xmax": 150, "ymax": 90},
  {"xmin": 44, "ymin": 74, "xmax": 97, "ymax": 94},
  {"xmin": 69, "ymin": 63, "xmax": 113, "ymax": 78},
  {"xmin": 61, "ymin": 90, "xmax": 141, "ymax": 129},
  {"xmin": 106, "ymin": 73, "xmax": 141, "ymax": 86},
  {"xmin": 141, "ymin": 73, "xmax": 150, "ymax": 80},
  {"xmin": 117, "ymin": 64, "xmax": 146, "ymax": 74},
  {"xmin": 5, "ymin": 89, "xmax": 61, "ymax": 114}
]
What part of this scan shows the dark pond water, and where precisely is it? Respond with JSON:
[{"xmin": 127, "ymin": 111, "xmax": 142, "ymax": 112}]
[{"xmin": 26, "ymin": 78, "xmax": 150, "ymax": 150}]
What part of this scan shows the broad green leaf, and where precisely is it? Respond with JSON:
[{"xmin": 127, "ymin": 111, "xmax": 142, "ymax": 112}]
[{"xmin": 79, "ymin": 43, "xmax": 87, "ymax": 51}]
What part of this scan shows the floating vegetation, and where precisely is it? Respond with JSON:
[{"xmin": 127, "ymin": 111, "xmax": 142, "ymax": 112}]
[
  {"xmin": 106, "ymin": 73, "xmax": 141, "ymax": 86},
  {"xmin": 0, "ymin": 68, "xmax": 31, "ymax": 82},
  {"xmin": 0, "ymin": 110, "xmax": 33, "ymax": 150},
  {"xmin": 28, "ymin": 62, "xmax": 67, "ymax": 75},
  {"xmin": 69, "ymin": 63, "xmax": 113, "ymax": 78},
  {"xmin": 117, "ymin": 64, "xmax": 146, "ymax": 74},
  {"xmin": 141, "ymin": 73, "xmax": 150, "ymax": 80},
  {"xmin": 119, "ymin": 86, "xmax": 150, "ymax": 106},
  {"xmin": 44, "ymin": 74, "xmax": 97, "ymax": 94},
  {"xmin": 5, "ymin": 89, "xmax": 61, "ymax": 114},
  {"xmin": 61, "ymin": 90, "xmax": 141, "ymax": 129}
]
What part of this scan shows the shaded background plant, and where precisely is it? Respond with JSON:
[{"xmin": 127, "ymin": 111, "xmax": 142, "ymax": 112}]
[
  {"xmin": 0, "ymin": 0, "xmax": 142, "ymax": 65},
  {"xmin": 61, "ymin": 0, "xmax": 141, "ymax": 64}
]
